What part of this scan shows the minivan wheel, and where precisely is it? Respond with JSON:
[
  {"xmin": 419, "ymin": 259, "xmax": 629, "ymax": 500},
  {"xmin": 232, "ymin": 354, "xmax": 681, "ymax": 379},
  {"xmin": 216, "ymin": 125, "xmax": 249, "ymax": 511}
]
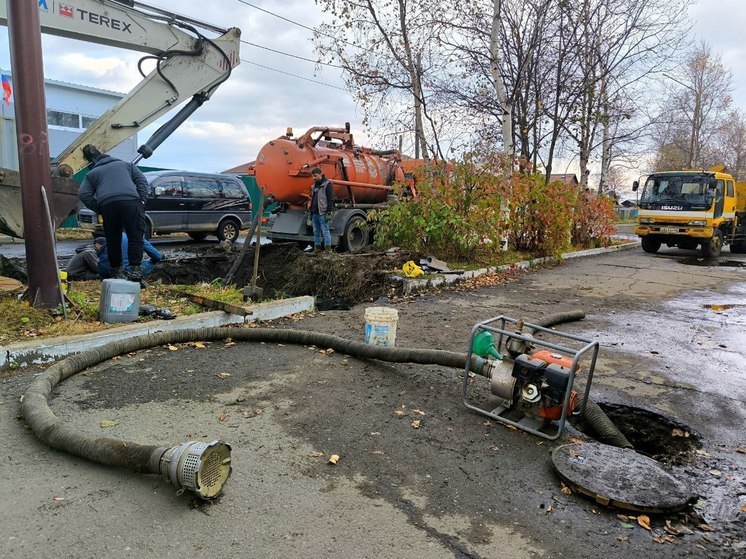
[
  {"xmin": 217, "ymin": 218, "xmax": 240, "ymax": 242},
  {"xmin": 188, "ymin": 232, "xmax": 208, "ymax": 241}
]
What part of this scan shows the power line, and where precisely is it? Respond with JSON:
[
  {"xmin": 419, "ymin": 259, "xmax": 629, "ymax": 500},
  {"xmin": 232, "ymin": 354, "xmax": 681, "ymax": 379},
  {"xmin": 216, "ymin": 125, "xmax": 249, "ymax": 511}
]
[
  {"xmin": 234, "ymin": 0, "xmax": 361, "ymax": 50},
  {"xmin": 240, "ymin": 39, "xmax": 345, "ymax": 69},
  {"xmin": 241, "ymin": 58, "xmax": 347, "ymax": 91}
]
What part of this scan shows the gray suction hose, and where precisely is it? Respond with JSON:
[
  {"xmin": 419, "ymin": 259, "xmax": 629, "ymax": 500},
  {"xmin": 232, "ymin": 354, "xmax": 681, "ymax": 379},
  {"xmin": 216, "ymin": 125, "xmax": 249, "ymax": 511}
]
[
  {"xmin": 21, "ymin": 327, "xmax": 491, "ymax": 499},
  {"xmin": 21, "ymin": 317, "xmax": 631, "ymax": 500}
]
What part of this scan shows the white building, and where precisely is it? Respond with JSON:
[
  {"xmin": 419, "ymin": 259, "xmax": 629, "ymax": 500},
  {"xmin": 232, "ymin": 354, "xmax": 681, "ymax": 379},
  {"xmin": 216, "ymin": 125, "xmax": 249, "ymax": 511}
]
[{"xmin": 0, "ymin": 71, "xmax": 136, "ymax": 171}]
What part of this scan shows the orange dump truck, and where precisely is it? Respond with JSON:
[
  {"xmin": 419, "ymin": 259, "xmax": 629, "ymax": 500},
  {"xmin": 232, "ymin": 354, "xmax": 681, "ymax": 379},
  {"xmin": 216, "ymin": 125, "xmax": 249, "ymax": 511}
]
[{"xmin": 253, "ymin": 124, "xmax": 408, "ymax": 252}]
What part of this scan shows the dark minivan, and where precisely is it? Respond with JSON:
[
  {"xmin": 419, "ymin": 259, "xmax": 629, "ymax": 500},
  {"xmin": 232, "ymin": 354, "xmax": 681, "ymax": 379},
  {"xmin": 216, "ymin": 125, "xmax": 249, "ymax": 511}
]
[{"xmin": 78, "ymin": 171, "xmax": 252, "ymax": 242}]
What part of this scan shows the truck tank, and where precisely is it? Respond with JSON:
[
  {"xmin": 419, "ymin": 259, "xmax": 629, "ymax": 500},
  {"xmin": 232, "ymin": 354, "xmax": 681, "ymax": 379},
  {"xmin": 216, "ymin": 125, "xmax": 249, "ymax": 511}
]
[{"xmin": 253, "ymin": 125, "xmax": 405, "ymax": 209}]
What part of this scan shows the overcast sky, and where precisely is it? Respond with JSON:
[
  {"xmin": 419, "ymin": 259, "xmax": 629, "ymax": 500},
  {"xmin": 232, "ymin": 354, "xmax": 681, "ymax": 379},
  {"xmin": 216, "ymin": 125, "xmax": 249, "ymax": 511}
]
[{"xmin": 1, "ymin": 0, "xmax": 746, "ymax": 175}]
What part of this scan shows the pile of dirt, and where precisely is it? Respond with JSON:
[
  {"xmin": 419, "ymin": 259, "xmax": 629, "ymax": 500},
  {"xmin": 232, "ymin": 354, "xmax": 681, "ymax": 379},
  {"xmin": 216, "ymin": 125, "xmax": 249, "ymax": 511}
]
[{"xmin": 151, "ymin": 242, "xmax": 417, "ymax": 309}]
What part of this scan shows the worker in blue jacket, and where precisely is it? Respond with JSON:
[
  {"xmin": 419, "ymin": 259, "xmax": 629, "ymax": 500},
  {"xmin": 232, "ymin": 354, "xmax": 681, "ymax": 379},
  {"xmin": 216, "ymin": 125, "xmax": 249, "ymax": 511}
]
[{"xmin": 98, "ymin": 233, "xmax": 163, "ymax": 287}]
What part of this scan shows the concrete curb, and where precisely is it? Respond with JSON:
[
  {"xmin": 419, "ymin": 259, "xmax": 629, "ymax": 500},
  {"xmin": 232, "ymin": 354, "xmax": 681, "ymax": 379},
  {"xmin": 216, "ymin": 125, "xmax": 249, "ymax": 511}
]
[
  {"xmin": 1, "ymin": 296, "xmax": 314, "ymax": 371},
  {"xmin": 402, "ymin": 241, "xmax": 640, "ymax": 295}
]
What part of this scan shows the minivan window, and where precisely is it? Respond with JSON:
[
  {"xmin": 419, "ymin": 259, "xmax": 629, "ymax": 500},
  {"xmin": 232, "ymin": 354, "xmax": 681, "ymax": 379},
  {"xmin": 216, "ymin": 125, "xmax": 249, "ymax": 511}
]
[
  {"xmin": 185, "ymin": 177, "xmax": 221, "ymax": 198},
  {"xmin": 221, "ymin": 180, "xmax": 245, "ymax": 199},
  {"xmin": 154, "ymin": 179, "xmax": 182, "ymax": 197}
]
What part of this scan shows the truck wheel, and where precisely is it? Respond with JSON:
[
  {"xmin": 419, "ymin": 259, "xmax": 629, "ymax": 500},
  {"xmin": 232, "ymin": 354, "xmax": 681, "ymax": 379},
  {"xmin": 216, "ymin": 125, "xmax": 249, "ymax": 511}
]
[
  {"xmin": 217, "ymin": 218, "xmax": 240, "ymax": 243},
  {"xmin": 342, "ymin": 216, "xmax": 369, "ymax": 254},
  {"xmin": 701, "ymin": 229, "xmax": 723, "ymax": 258},
  {"xmin": 641, "ymin": 237, "xmax": 661, "ymax": 254}
]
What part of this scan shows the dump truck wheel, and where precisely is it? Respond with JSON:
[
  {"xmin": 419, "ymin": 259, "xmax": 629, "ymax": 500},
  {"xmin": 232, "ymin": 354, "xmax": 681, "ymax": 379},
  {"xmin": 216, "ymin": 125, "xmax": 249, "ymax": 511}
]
[
  {"xmin": 342, "ymin": 216, "xmax": 369, "ymax": 254},
  {"xmin": 641, "ymin": 237, "xmax": 661, "ymax": 254},
  {"xmin": 701, "ymin": 229, "xmax": 723, "ymax": 258}
]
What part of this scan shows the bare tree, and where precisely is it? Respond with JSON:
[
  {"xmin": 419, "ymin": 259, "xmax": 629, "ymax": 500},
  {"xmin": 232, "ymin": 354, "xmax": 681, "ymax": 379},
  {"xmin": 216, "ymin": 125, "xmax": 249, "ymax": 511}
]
[{"xmin": 314, "ymin": 0, "xmax": 445, "ymax": 159}]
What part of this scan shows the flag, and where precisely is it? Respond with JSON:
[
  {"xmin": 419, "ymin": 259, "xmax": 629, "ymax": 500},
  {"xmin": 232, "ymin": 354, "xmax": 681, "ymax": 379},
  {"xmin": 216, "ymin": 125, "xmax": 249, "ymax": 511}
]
[{"xmin": 1, "ymin": 74, "xmax": 11, "ymax": 106}]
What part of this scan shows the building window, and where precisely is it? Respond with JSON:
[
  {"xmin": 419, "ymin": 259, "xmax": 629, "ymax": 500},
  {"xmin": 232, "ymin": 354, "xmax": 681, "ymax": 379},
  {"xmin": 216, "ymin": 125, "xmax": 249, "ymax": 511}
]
[{"xmin": 47, "ymin": 109, "xmax": 80, "ymax": 128}]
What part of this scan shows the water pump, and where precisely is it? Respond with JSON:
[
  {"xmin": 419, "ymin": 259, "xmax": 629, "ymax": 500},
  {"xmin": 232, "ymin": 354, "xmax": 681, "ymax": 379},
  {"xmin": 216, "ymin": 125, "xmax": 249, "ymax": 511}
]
[{"xmin": 463, "ymin": 314, "xmax": 599, "ymax": 440}]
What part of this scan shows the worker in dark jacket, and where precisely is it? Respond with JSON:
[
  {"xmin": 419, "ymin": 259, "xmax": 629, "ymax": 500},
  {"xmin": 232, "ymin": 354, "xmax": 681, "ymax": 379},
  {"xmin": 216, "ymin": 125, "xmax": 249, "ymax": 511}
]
[
  {"xmin": 309, "ymin": 167, "xmax": 335, "ymax": 252},
  {"xmin": 98, "ymin": 233, "xmax": 163, "ymax": 287},
  {"xmin": 65, "ymin": 237, "xmax": 106, "ymax": 281},
  {"xmin": 78, "ymin": 144, "xmax": 149, "ymax": 283}
]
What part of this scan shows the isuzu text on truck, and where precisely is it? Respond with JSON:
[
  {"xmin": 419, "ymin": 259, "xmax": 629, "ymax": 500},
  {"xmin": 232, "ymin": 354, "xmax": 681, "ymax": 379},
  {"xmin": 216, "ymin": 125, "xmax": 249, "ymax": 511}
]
[{"xmin": 632, "ymin": 168, "xmax": 746, "ymax": 258}]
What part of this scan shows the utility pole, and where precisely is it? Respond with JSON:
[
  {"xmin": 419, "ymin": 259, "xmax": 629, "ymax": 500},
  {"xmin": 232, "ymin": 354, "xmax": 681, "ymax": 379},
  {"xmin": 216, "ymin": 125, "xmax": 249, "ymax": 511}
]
[{"xmin": 7, "ymin": 0, "xmax": 62, "ymax": 308}]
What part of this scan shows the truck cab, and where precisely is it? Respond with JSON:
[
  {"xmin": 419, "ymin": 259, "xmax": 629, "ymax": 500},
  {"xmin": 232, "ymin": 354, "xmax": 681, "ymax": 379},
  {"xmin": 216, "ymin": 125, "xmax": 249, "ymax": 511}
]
[{"xmin": 633, "ymin": 170, "xmax": 746, "ymax": 258}]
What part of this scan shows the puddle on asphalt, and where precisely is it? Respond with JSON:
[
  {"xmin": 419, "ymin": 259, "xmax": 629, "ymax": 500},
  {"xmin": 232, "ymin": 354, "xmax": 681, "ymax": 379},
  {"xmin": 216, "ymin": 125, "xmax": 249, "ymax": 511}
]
[{"xmin": 680, "ymin": 258, "xmax": 746, "ymax": 267}]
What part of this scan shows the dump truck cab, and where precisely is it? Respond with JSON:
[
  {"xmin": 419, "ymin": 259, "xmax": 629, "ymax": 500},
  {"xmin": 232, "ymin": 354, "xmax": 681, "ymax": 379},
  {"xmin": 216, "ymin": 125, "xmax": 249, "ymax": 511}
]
[{"xmin": 633, "ymin": 170, "xmax": 746, "ymax": 258}]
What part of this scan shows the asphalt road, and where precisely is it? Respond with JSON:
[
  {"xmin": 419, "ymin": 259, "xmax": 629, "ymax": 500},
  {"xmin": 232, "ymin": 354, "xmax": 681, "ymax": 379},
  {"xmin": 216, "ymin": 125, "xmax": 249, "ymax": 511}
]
[{"xmin": 1, "ymin": 246, "xmax": 744, "ymax": 558}]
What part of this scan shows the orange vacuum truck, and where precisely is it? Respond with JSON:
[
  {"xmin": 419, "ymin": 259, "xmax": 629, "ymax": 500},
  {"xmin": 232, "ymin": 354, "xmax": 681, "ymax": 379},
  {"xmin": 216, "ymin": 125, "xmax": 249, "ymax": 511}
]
[{"xmin": 253, "ymin": 124, "xmax": 418, "ymax": 253}]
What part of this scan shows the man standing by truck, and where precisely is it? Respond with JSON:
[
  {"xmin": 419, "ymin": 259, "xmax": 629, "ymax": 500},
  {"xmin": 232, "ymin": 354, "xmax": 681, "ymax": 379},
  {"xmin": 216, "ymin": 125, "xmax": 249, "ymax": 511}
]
[
  {"xmin": 78, "ymin": 144, "xmax": 149, "ymax": 283},
  {"xmin": 309, "ymin": 167, "xmax": 335, "ymax": 252}
]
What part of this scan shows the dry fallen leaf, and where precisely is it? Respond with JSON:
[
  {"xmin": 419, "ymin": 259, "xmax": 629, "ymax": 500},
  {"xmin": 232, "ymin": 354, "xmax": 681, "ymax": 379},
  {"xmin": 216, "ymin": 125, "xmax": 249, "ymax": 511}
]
[
  {"xmin": 328, "ymin": 454, "xmax": 340, "ymax": 465},
  {"xmin": 740, "ymin": 506, "xmax": 746, "ymax": 513},
  {"xmin": 545, "ymin": 505, "xmax": 553, "ymax": 514},
  {"xmin": 698, "ymin": 524, "xmax": 714, "ymax": 532},
  {"xmin": 192, "ymin": 342, "xmax": 206, "ymax": 349},
  {"xmin": 323, "ymin": 348, "xmax": 334, "ymax": 355},
  {"xmin": 100, "ymin": 419, "xmax": 119, "ymax": 428},
  {"xmin": 372, "ymin": 450, "xmax": 385, "ymax": 455},
  {"xmin": 561, "ymin": 483, "xmax": 573, "ymax": 496},
  {"xmin": 168, "ymin": 345, "xmax": 179, "ymax": 351},
  {"xmin": 218, "ymin": 410, "xmax": 228, "ymax": 422},
  {"xmin": 569, "ymin": 437, "xmax": 584, "ymax": 444},
  {"xmin": 504, "ymin": 424, "xmax": 517, "ymax": 431},
  {"xmin": 413, "ymin": 409, "xmax": 426, "ymax": 416},
  {"xmin": 709, "ymin": 470, "xmax": 722, "ymax": 477},
  {"xmin": 393, "ymin": 410, "xmax": 407, "ymax": 417},
  {"xmin": 411, "ymin": 420, "xmax": 422, "ymax": 429},
  {"xmin": 483, "ymin": 420, "xmax": 494, "ymax": 428},
  {"xmin": 637, "ymin": 515, "xmax": 652, "ymax": 531},
  {"xmin": 652, "ymin": 534, "xmax": 676, "ymax": 544},
  {"xmin": 224, "ymin": 341, "xmax": 236, "ymax": 348},
  {"xmin": 695, "ymin": 449, "xmax": 710, "ymax": 456},
  {"xmin": 215, "ymin": 372, "xmax": 231, "ymax": 379},
  {"xmin": 309, "ymin": 451, "xmax": 324, "ymax": 458},
  {"xmin": 735, "ymin": 448, "xmax": 746, "ymax": 454},
  {"xmin": 616, "ymin": 535, "xmax": 629, "ymax": 542}
]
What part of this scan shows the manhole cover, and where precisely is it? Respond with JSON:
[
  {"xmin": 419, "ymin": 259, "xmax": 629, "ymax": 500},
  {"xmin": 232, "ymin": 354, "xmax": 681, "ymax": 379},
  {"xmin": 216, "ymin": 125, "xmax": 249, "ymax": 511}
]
[{"xmin": 552, "ymin": 442, "xmax": 696, "ymax": 513}]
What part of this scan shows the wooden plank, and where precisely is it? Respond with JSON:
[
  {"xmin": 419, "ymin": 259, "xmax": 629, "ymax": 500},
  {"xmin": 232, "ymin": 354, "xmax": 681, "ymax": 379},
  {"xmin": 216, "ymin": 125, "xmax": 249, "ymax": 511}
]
[{"xmin": 180, "ymin": 293, "xmax": 252, "ymax": 316}]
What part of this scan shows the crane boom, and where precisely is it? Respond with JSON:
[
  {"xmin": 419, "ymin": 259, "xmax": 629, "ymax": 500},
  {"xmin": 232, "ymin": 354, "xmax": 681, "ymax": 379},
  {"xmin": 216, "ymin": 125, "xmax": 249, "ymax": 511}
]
[{"xmin": 0, "ymin": 0, "xmax": 241, "ymax": 237}]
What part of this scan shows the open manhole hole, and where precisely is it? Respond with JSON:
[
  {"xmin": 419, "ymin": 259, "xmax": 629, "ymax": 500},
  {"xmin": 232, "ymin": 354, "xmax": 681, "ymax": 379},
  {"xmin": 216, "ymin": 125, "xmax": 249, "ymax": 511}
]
[{"xmin": 573, "ymin": 403, "xmax": 701, "ymax": 466}]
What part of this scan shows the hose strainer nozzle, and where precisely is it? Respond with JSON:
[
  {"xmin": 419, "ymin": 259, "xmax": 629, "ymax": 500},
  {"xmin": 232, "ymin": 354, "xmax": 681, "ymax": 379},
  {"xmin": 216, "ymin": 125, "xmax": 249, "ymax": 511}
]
[{"xmin": 160, "ymin": 440, "xmax": 232, "ymax": 499}]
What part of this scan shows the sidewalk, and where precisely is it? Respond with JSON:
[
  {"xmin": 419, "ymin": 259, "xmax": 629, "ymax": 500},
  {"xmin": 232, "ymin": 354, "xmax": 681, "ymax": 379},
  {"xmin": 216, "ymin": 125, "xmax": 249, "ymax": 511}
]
[
  {"xmin": 401, "ymin": 240, "xmax": 640, "ymax": 294},
  {"xmin": 1, "ymin": 296, "xmax": 314, "ymax": 371}
]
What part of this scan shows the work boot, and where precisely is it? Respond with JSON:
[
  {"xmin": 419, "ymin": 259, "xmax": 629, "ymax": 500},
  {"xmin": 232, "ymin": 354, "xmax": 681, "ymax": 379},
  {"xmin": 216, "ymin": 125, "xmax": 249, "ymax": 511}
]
[
  {"xmin": 110, "ymin": 267, "xmax": 127, "ymax": 280},
  {"xmin": 323, "ymin": 245, "xmax": 333, "ymax": 253},
  {"xmin": 128, "ymin": 265, "xmax": 147, "ymax": 288},
  {"xmin": 309, "ymin": 245, "xmax": 322, "ymax": 255}
]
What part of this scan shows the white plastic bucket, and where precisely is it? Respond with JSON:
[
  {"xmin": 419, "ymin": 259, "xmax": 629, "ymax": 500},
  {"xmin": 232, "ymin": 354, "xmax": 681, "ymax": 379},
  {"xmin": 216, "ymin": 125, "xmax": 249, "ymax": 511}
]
[{"xmin": 364, "ymin": 306, "xmax": 399, "ymax": 347}]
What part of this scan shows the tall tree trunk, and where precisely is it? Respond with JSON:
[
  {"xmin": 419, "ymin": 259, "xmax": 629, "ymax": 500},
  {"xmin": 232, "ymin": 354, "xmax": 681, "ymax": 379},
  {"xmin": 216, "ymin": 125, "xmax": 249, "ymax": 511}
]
[{"xmin": 491, "ymin": 0, "xmax": 513, "ymax": 166}]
